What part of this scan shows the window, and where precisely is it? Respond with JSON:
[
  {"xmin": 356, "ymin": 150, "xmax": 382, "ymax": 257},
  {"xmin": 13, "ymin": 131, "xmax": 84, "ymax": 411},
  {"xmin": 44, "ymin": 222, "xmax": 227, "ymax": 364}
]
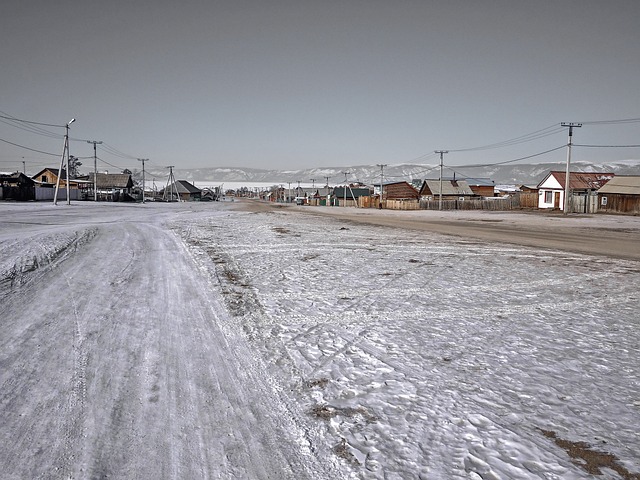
[
  {"xmin": 544, "ymin": 191, "xmax": 553, "ymax": 203},
  {"xmin": 41, "ymin": 175, "xmax": 47, "ymax": 182}
]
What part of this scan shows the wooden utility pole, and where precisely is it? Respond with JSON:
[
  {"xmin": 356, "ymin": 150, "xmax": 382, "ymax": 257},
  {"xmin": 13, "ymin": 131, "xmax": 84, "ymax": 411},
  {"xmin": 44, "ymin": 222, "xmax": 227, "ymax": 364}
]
[
  {"xmin": 163, "ymin": 166, "xmax": 178, "ymax": 201},
  {"xmin": 435, "ymin": 150, "xmax": 448, "ymax": 210},
  {"xmin": 341, "ymin": 171, "xmax": 350, "ymax": 207},
  {"xmin": 561, "ymin": 123, "xmax": 582, "ymax": 214},
  {"xmin": 54, "ymin": 118, "xmax": 74, "ymax": 206},
  {"xmin": 137, "ymin": 158, "xmax": 148, "ymax": 203},
  {"xmin": 87, "ymin": 140, "xmax": 102, "ymax": 201},
  {"xmin": 376, "ymin": 164, "xmax": 387, "ymax": 209}
]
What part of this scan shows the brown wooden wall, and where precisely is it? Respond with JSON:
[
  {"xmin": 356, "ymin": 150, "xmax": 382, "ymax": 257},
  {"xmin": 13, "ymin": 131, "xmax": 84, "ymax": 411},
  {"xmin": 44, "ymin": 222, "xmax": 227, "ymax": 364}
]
[{"xmin": 598, "ymin": 194, "xmax": 640, "ymax": 214}]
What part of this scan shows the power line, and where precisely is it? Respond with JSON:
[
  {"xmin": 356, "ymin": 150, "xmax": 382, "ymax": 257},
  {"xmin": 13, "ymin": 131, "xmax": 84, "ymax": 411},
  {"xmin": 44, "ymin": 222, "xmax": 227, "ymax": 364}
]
[
  {"xmin": 100, "ymin": 142, "xmax": 139, "ymax": 160},
  {"xmin": 448, "ymin": 145, "xmax": 566, "ymax": 169},
  {"xmin": 96, "ymin": 156, "xmax": 130, "ymax": 171},
  {"xmin": 0, "ymin": 111, "xmax": 65, "ymax": 128},
  {"xmin": 0, "ymin": 118, "xmax": 63, "ymax": 139},
  {"xmin": 579, "ymin": 116, "xmax": 640, "ymax": 125},
  {"xmin": 575, "ymin": 144, "xmax": 640, "ymax": 148},
  {"xmin": 447, "ymin": 124, "xmax": 565, "ymax": 153},
  {"xmin": 0, "ymin": 137, "xmax": 59, "ymax": 156}
]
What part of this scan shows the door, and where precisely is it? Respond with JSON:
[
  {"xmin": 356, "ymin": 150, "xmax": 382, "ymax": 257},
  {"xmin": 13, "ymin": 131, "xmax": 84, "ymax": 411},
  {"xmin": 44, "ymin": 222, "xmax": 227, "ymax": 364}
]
[{"xmin": 554, "ymin": 192, "xmax": 561, "ymax": 209}]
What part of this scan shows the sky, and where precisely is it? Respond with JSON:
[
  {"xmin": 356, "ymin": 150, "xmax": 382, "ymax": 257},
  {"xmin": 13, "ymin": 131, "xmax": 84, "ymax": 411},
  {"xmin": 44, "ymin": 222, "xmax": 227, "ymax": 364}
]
[{"xmin": 1, "ymin": 0, "xmax": 639, "ymax": 175}]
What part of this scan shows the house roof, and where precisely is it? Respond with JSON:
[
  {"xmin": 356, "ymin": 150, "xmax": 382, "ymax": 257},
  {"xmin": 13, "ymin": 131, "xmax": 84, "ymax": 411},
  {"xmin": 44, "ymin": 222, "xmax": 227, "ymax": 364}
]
[
  {"xmin": 597, "ymin": 176, "xmax": 640, "ymax": 195},
  {"xmin": 455, "ymin": 177, "xmax": 494, "ymax": 187},
  {"xmin": 166, "ymin": 180, "xmax": 201, "ymax": 194},
  {"xmin": 93, "ymin": 173, "xmax": 133, "ymax": 189},
  {"xmin": 421, "ymin": 179, "xmax": 475, "ymax": 196},
  {"xmin": 332, "ymin": 187, "xmax": 371, "ymax": 199},
  {"xmin": 538, "ymin": 171, "xmax": 614, "ymax": 190},
  {"xmin": 31, "ymin": 168, "xmax": 68, "ymax": 180},
  {"xmin": 0, "ymin": 172, "xmax": 35, "ymax": 185}
]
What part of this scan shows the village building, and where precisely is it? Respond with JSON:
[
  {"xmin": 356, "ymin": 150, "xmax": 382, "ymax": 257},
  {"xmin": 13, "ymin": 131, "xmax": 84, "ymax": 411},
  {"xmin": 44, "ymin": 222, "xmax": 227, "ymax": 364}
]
[
  {"xmin": 30, "ymin": 168, "xmax": 83, "ymax": 200},
  {"xmin": 418, "ymin": 179, "xmax": 476, "ymax": 200},
  {"xmin": 161, "ymin": 180, "xmax": 202, "ymax": 201},
  {"xmin": 464, "ymin": 178, "xmax": 496, "ymax": 197},
  {"xmin": 0, "ymin": 172, "xmax": 35, "ymax": 201},
  {"xmin": 377, "ymin": 181, "xmax": 420, "ymax": 200},
  {"xmin": 597, "ymin": 175, "xmax": 640, "ymax": 214},
  {"xmin": 76, "ymin": 172, "xmax": 135, "ymax": 201},
  {"xmin": 31, "ymin": 168, "xmax": 82, "ymax": 189},
  {"xmin": 536, "ymin": 171, "xmax": 614, "ymax": 210},
  {"xmin": 332, "ymin": 186, "xmax": 371, "ymax": 207}
]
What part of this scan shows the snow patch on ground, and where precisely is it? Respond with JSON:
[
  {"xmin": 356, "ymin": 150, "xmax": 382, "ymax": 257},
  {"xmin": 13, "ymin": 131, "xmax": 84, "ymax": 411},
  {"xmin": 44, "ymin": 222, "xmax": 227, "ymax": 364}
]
[
  {"xmin": 0, "ymin": 227, "xmax": 97, "ymax": 289},
  {"xmin": 173, "ymin": 206, "xmax": 640, "ymax": 479}
]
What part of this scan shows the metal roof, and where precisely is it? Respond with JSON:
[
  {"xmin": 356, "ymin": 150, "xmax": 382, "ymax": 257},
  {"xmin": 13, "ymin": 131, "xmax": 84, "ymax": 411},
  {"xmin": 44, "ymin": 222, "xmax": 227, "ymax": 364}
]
[
  {"xmin": 94, "ymin": 173, "xmax": 133, "ymax": 189},
  {"xmin": 166, "ymin": 180, "xmax": 201, "ymax": 194},
  {"xmin": 598, "ymin": 176, "xmax": 640, "ymax": 195},
  {"xmin": 422, "ymin": 179, "xmax": 475, "ymax": 196},
  {"xmin": 540, "ymin": 171, "xmax": 614, "ymax": 190}
]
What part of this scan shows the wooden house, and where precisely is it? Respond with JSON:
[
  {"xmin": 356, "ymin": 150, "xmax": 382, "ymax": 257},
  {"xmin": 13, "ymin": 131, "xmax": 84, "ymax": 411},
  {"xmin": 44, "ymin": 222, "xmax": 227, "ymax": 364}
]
[
  {"xmin": 464, "ymin": 178, "xmax": 495, "ymax": 197},
  {"xmin": 418, "ymin": 179, "xmax": 475, "ymax": 200},
  {"xmin": 162, "ymin": 180, "xmax": 202, "ymax": 201},
  {"xmin": 0, "ymin": 172, "xmax": 35, "ymax": 201},
  {"xmin": 31, "ymin": 168, "xmax": 81, "ymax": 189},
  {"xmin": 332, "ymin": 186, "xmax": 371, "ymax": 206},
  {"xmin": 379, "ymin": 181, "xmax": 420, "ymax": 200},
  {"xmin": 597, "ymin": 176, "xmax": 640, "ymax": 214},
  {"xmin": 536, "ymin": 171, "xmax": 613, "ymax": 210}
]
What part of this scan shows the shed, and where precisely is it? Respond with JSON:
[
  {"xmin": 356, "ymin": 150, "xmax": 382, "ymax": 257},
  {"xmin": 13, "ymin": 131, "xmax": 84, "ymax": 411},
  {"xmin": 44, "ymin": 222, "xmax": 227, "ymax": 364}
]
[{"xmin": 597, "ymin": 176, "xmax": 640, "ymax": 214}]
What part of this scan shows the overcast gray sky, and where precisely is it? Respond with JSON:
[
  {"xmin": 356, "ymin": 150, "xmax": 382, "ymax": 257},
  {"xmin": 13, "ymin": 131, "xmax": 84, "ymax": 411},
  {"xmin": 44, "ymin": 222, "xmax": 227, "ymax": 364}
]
[{"xmin": 1, "ymin": 0, "xmax": 639, "ymax": 174}]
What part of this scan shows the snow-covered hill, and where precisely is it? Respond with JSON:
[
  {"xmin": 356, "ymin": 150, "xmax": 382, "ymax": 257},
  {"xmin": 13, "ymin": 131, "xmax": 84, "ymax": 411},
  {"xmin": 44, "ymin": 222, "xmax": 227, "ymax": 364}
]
[{"xmin": 137, "ymin": 160, "xmax": 640, "ymax": 186}]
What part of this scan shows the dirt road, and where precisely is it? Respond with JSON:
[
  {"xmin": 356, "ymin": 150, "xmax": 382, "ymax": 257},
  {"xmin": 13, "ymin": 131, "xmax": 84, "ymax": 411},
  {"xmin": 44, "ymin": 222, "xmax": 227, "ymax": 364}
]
[
  {"xmin": 0, "ymin": 203, "xmax": 340, "ymax": 479},
  {"xmin": 239, "ymin": 200, "xmax": 640, "ymax": 261}
]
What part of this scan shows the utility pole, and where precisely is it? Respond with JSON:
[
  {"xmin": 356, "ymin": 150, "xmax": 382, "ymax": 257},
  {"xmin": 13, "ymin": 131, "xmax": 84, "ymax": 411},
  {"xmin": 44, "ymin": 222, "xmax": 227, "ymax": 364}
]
[
  {"xmin": 310, "ymin": 178, "xmax": 316, "ymax": 189},
  {"xmin": 324, "ymin": 176, "xmax": 331, "ymax": 206},
  {"xmin": 54, "ymin": 118, "xmax": 75, "ymax": 206},
  {"xmin": 296, "ymin": 180, "xmax": 301, "ymax": 200},
  {"xmin": 137, "ymin": 158, "xmax": 148, "ymax": 203},
  {"xmin": 435, "ymin": 150, "xmax": 448, "ymax": 211},
  {"xmin": 342, "ymin": 171, "xmax": 350, "ymax": 207},
  {"xmin": 561, "ymin": 122, "xmax": 582, "ymax": 215},
  {"xmin": 376, "ymin": 164, "xmax": 387, "ymax": 209},
  {"xmin": 22, "ymin": 158, "xmax": 26, "ymax": 174},
  {"xmin": 163, "ymin": 166, "xmax": 178, "ymax": 201},
  {"xmin": 287, "ymin": 182, "xmax": 291, "ymax": 203},
  {"xmin": 87, "ymin": 140, "xmax": 102, "ymax": 201}
]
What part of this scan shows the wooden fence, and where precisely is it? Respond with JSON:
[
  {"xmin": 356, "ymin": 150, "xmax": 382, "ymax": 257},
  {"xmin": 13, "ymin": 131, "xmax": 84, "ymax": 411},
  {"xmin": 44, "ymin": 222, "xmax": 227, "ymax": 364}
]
[
  {"xmin": 351, "ymin": 193, "xmax": 542, "ymax": 211},
  {"xmin": 419, "ymin": 196, "xmax": 521, "ymax": 211}
]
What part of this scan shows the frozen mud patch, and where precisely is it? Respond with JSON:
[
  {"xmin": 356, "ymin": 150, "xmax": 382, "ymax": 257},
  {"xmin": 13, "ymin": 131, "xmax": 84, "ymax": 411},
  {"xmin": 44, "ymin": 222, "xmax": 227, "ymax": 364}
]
[{"xmin": 0, "ymin": 227, "xmax": 97, "ymax": 290}]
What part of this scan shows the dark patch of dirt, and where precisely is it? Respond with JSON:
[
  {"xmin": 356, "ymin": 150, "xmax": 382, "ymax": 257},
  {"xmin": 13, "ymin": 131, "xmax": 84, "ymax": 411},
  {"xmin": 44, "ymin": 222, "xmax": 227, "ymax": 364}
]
[
  {"xmin": 307, "ymin": 378, "xmax": 329, "ymax": 389},
  {"xmin": 311, "ymin": 405, "xmax": 377, "ymax": 423},
  {"xmin": 539, "ymin": 429, "xmax": 640, "ymax": 479},
  {"xmin": 333, "ymin": 438, "xmax": 360, "ymax": 465}
]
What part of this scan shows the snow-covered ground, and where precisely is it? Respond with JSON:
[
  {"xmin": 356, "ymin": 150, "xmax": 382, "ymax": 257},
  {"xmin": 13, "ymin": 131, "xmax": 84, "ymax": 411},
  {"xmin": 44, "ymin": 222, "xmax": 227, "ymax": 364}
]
[{"xmin": 1, "ymin": 201, "xmax": 639, "ymax": 479}]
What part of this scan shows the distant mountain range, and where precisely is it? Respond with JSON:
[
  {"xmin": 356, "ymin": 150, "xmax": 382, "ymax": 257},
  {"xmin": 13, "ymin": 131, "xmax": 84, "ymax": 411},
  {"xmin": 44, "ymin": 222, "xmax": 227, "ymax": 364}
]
[{"xmin": 135, "ymin": 159, "xmax": 640, "ymax": 186}]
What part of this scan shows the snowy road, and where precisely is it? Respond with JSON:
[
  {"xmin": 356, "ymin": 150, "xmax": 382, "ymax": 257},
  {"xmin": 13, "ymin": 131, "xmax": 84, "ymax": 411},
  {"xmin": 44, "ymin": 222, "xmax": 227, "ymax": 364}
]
[
  {"xmin": 1, "ymin": 201, "xmax": 639, "ymax": 479},
  {"xmin": 0, "ymin": 203, "xmax": 340, "ymax": 479}
]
